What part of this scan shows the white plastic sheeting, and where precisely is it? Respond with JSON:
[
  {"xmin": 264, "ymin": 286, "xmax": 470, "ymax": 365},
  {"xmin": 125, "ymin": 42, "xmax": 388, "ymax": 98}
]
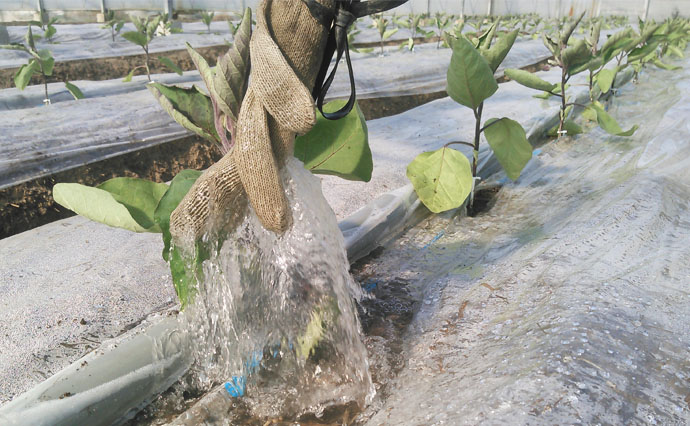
[
  {"xmin": 0, "ymin": 21, "xmax": 234, "ymax": 70},
  {"xmin": 0, "ymin": 35, "xmax": 551, "ymax": 189},
  {"xmin": 365, "ymin": 53, "xmax": 690, "ymax": 425}
]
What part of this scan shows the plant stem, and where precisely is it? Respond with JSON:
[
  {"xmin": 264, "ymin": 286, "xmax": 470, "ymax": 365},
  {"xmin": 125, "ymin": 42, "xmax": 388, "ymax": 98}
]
[
  {"xmin": 588, "ymin": 70, "xmax": 594, "ymax": 101},
  {"xmin": 144, "ymin": 44, "xmax": 151, "ymax": 81},
  {"xmin": 558, "ymin": 66, "xmax": 567, "ymax": 136},
  {"xmin": 472, "ymin": 103, "xmax": 483, "ymax": 178}
]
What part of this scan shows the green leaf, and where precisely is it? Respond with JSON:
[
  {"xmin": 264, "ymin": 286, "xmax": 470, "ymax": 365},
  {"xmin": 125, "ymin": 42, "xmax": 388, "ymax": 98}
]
[
  {"xmin": 96, "ymin": 177, "xmax": 170, "ymax": 231},
  {"xmin": 666, "ymin": 45, "xmax": 684, "ymax": 59},
  {"xmin": 37, "ymin": 49, "xmax": 54, "ymax": 76},
  {"xmin": 168, "ymin": 241, "xmax": 210, "ymax": 309},
  {"xmin": 481, "ymin": 29, "xmax": 518, "ymax": 72},
  {"xmin": 294, "ymin": 99, "xmax": 372, "ymax": 182},
  {"xmin": 147, "ymin": 82, "xmax": 219, "ymax": 143},
  {"xmin": 122, "ymin": 31, "xmax": 148, "ymax": 47},
  {"xmin": 0, "ymin": 43, "xmax": 29, "ymax": 52},
  {"xmin": 547, "ymin": 119, "xmax": 583, "ymax": 136},
  {"xmin": 64, "ymin": 81, "xmax": 84, "ymax": 99},
  {"xmin": 652, "ymin": 58, "xmax": 681, "ymax": 70},
  {"xmin": 158, "ymin": 56, "xmax": 183, "ymax": 75},
  {"xmin": 596, "ymin": 67, "xmax": 617, "ymax": 93},
  {"xmin": 382, "ymin": 28, "xmax": 399, "ymax": 40},
  {"xmin": 446, "ymin": 36, "xmax": 498, "ymax": 110},
  {"xmin": 483, "ymin": 118, "xmax": 533, "ymax": 180},
  {"xmin": 562, "ymin": 38, "xmax": 591, "ymax": 72},
  {"xmin": 478, "ymin": 20, "xmax": 499, "ymax": 50},
  {"xmin": 560, "ymin": 11, "xmax": 586, "ymax": 45},
  {"xmin": 587, "ymin": 104, "xmax": 638, "ymax": 136},
  {"xmin": 123, "ymin": 69, "xmax": 135, "ymax": 82},
  {"xmin": 407, "ymin": 147, "xmax": 473, "ymax": 213},
  {"xmin": 154, "ymin": 169, "xmax": 202, "ymax": 261},
  {"xmin": 505, "ymin": 68, "xmax": 557, "ymax": 92},
  {"xmin": 214, "ymin": 7, "xmax": 252, "ymax": 123},
  {"xmin": 14, "ymin": 59, "xmax": 39, "ymax": 90},
  {"xmin": 54, "ymin": 182, "xmax": 161, "ymax": 233},
  {"xmin": 44, "ymin": 25, "xmax": 56, "ymax": 41}
]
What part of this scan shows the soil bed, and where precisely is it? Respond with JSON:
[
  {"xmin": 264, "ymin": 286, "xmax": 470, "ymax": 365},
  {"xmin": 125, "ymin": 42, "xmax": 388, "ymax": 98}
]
[{"xmin": 0, "ymin": 135, "xmax": 220, "ymax": 239}]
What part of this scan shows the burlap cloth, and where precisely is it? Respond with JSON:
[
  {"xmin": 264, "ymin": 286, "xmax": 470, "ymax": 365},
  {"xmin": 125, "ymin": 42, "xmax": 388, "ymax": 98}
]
[{"xmin": 170, "ymin": 0, "xmax": 335, "ymax": 246}]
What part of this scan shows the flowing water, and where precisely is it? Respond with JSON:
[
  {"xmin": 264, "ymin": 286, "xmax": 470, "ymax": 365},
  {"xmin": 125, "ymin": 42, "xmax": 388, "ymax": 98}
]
[{"xmin": 177, "ymin": 158, "xmax": 374, "ymax": 420}]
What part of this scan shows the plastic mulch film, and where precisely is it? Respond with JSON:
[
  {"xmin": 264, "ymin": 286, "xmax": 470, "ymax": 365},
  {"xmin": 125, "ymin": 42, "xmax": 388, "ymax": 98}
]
[
  {"xmin": 1, "ymin": 21, "xmax": 236, "ymax": 70},
  {"xmin": 0, "ymin": 35, "xmax": 552, "ymax": 190},
  {"xmin": 364, "ymin": 55, "xmax": 690, "ymax": 425}
]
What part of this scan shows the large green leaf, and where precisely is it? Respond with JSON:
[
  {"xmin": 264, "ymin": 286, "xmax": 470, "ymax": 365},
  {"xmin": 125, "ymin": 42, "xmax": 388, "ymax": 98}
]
[
  {"xmin": 596, "ymin": 67, "xmax": 617, "ymax": 93},
  {"xmin": 14, "ymin": 59, "xmax": 39, "ymax": 90},
  {"xmin": 504, "ymin": 68, "xmax": 557, "ymax": 92},
  {"xmin": 652, "ymin": 58, "xmax": 681, "ymax": 70},
  {"xmin": 587, "ymin": 103, "xmax": 638, "ymax": 136},
  {"xmin": 148, "ymin": 82, "xmax": 219, "ymax": 143},
  {"xmin": 446, "ymin": 36, "xmax": 498, "ymax": 110},
  {"xmin": 122, "ymin": 30, "xmax": 148, "ymax": 47},
  {"xmin": 97, "ymin": 177, "xmax": 170, "ymax": 231},
  {"xmin": 407, "ymin": 147, "xmax": 473, "ymax": 213},
  {"xmin": 154, "ymin": 169, "xmax": 202, "ymax": 261},
  {"xmin": 483, "ymin": 118, "xmax": 533, "ymax": 181},
  {"xmin": 481, "ymin": 29, "xmax": 518, "ymax": 72},
  {"xmin": 54, "ymin": 182, "xmax": 161, "ymax": 233},
  {"xmin": 294, "ymin": 99, "xmax": 372, "ymax": 182}
]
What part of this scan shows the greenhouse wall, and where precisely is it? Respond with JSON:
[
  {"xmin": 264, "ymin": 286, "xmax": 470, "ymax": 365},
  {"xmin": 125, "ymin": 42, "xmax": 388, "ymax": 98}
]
[{"xmin": 0, "ymin": 0, "xmax": 686, "ymax": 20}]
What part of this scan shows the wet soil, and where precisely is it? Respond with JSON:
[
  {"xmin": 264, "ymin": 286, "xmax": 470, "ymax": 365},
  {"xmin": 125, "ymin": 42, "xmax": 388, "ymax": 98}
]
[{"xmin": 0, "ymin": 136, "xmax": 221, "ymax": 239}]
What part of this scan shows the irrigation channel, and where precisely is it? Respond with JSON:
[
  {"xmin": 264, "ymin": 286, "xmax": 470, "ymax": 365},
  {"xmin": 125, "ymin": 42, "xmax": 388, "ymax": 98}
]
[{"xmin": 1, "ymin": 46, "xmax": 688, "ymax": 424}]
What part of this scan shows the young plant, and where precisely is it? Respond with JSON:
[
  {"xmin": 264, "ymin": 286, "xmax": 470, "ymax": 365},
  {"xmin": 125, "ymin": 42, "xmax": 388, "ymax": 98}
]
[
  {"xmin": 0, "ymin": 26, "xmax": 83, "ymax": 104},
  {"xmin": 407, "ymin": 23, "xmax": 530, "ymax": 214},
  {"xmin": 31, "ymin": 15, "xmax": 58, "ymax": 43},
  {"xmin": 434, "ymin": 12, "xmax": 451, "ymax": 48},
  {"xmin": 201, "ymin": 11, "xmax": 215, "ymax": 34},
  {"xmin": 122, "ymin": 15, "xmax": 182, "ymax": 82},
  {"xmin": 101, "ymin": 10, "xmax": 125, "ymax": 42},
  {"xmin": 371, "ymin": 14, "xmax": 398, "ymax": 55},
  {"xmin": 506, "ymin": 13, "xmax": 638, "ymax": 138}
]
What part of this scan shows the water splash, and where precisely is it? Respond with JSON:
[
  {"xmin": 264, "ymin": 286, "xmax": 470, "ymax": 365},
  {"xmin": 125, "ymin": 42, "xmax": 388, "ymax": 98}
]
[{"xmin": 178, "ymin": 158, "xmax": 373, "ymax": 419}]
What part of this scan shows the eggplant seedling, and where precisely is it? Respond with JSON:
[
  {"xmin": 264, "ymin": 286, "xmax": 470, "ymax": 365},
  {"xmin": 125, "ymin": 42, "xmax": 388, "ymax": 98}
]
[
  {"xmin": 506, "ymin": 13, "xmax": 637, "ymax": 138},
  {"xmin": 408, "ymin": 22, "xmax": 530, "ymax": 214},
  {"xmin": 1, "ymin": 26, "xmax": 83, "ymax": 104},
  {"xmin": 122, "ymin": 15, "xmax": 182, "ymax": 82},
  {"xmin": 371, "ymin": 14, "xmax": 398, "ymax": 55},
  {"xmin": 201, "ymin": 11, "xmax": 215, "ymax": 34},
  {"xmin": 434, "ymin": 12, "xmax": 451, "ymax": 48},
  {"xmin": 30, "ymin": 15, "xmax": 58, "ymax": 43},
  {"xmin": 101, "ymin": 10, "xmax": 125, "ymax": 42}
]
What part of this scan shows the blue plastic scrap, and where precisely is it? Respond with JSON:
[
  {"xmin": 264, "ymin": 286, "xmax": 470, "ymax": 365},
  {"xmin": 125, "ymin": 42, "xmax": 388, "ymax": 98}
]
[{"xmin": 224, "ymin": 375, "xmax": 246, "ymax": 397}]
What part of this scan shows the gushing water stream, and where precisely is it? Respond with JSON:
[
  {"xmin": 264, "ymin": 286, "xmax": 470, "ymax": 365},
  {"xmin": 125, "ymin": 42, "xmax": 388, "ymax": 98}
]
[{"xmin": 178, "ymin": 158, "xmax": 374, "ymax": 419}]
